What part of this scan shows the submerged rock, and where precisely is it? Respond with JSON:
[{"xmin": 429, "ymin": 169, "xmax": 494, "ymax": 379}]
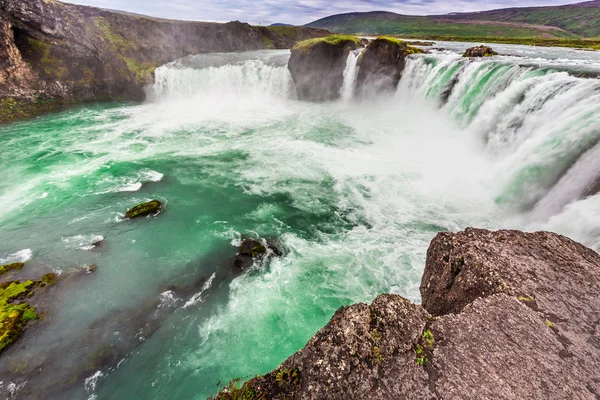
[
  {"xmin": 232, "ymin": 237, "xmax": 283, "ymax": 271},
  {"xmin": 0, "ymin": 262, "xmax": 25, "ymax": 276},
  {"xmin": 356, "ymin": 37, "xmax": 423, "ymax": 97},
  {"xmin": 463, "ymin": 45, "xmax": 498, "ymax": 57},
  {"xmin": 215, "ymin": 228, "xmax": 600, "ymax": 399},
  {"xmin": 288, "ymin": 35, "xmax": 363, "ymax": 102},
  {"xmin": 125, "ymin": 200, "xmax": 163, "ymax": 219}
]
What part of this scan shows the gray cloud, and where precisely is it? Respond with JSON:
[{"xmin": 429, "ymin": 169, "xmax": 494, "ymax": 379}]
[{"xmin": 67, "ymin": 0, "xmax": 585, "ymax": 25}]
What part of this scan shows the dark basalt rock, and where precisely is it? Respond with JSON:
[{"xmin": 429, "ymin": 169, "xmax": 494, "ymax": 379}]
[
  {"xmin": 216, "ymin": 228, "xmax": 600, "ymax": 399},
  {"xmin": 125, "ymin": 200, "xmax": 163, "ymax": 219},
  {"xmin": 288, "ymin": 35, "xmax": 362, "ymax": 102},
  {"xmin": 463, "ymin": 45, "xmax": 498, "ymax": 57},
  {"xmin": 232, "ymin": 237, "xmax": 283, "ymax": 271},
  {"xmin": 0, "ymin": 0, "xmax": 328, "ymax": 123},
  {"xmin": 356, "ymin": 37, "xmax": 423, "ymax": 97}
]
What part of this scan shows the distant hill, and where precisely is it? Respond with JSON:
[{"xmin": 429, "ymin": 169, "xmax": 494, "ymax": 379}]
[
  {"xmin": 306, "ymin": 1, "xmax": 600, "ymax": 38},
  {"xmin": 270, "ymin": 23, "xmax": 293, "ymax": 27}
]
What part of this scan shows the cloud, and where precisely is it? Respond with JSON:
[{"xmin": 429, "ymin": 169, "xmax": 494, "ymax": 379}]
[{"xmin": 66, "ymin": 0, "xmax": 586, "ymax": 25}]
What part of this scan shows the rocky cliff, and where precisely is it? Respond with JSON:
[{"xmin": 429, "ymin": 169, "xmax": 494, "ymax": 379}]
[
  {"xmin": 287, "ymin": 35, "xmax": 364, "ymax": 102},
  {"xmin": 356, "ymin": 37, "xmax": 423, "ymax": 97},
  {"xmin": 214, "ymin": 228, "xmax": 600, "ymax": 399},
  {"xmin": 0, "ymin": 0, "xmax": 328, "ymax": 123}
]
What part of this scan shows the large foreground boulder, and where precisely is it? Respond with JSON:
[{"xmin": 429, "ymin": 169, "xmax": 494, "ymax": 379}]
[
  {"xmin": 214, "ymin": 228, "xmax": 600, "ymax": 399},
  {"xmin": 288, "ymin": 35, "xmax": 362, "ymax": 102},
  {"xmin": 356, "ymin": 37, "xmax": 423, "ymax": 97}
]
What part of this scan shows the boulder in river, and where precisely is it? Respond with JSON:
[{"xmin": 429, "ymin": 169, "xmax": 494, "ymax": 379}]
[
  {"xmin": 232, "ymin": 237, "xmax": 283, "ymax": 271},
  {"xmin": 125, "ymin": 200, "xmax": 163, "ymax": 219},
  {"xmin": 463, "ymin": 45, "xmax": 498, "ymax": 57},
  {"xmin": 214, "ymin": 228, "xmax": 600, "ymax": 399},
  {"xmin": 356, "ymin": 37, "xmax": 424, "ymax": 97},
  {"xmin": 288, "ymin": 35, "xmax": 363, "ymax": 102}
]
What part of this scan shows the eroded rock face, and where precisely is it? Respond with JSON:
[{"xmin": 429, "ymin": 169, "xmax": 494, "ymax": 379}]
[
  {"xmin": 356, "ymin": 38, "xmax": 422, "ymax": 97},
  {"xmin": 216, "ymin": 228, "xmax": 600, "ymax": 399},
  {"xmin": 463, "ymin": 45, "xmax": 498, "ymax": 57},
  {"xmin": 288, "ymin": 37, "xmax": 361, "ymax": 102},
  {"xmin": 0, "ymin": 0, "xmax": 328, "ymax": 123}
]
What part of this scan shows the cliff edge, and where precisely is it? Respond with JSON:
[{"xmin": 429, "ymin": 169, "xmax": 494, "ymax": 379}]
[
  {"xmin": 0, "ymin": 0, "xmax": 328, "ymax": 123},
  {"xmin": 214, "ymin": 228, "xmax": 600, "ymax": 399}
]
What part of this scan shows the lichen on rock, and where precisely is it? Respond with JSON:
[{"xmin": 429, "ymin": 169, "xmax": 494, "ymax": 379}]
[{"xmin": 125, "ymin": 200, "xmax": 163, "ymax": 219}]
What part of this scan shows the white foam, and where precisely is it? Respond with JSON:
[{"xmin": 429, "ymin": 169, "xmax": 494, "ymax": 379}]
[
  {"xmin": 84, "ymin": 371, "xmax": 104, "ymax": 394},
  {"xmin": 62, "ymin": 235, "xmax": 104, "ymax": 251},
  {"xmin": 0, "ymin": 249, "xmax": 33, "ymax": 264},
  {"xmin": 183, "ymin": 273, "xmax": 216, "ymax": 309}
]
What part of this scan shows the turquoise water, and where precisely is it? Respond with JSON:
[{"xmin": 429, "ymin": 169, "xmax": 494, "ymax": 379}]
[{"xmin": 1, "ymin": 47, "xmax": 600, "ymax": 399}]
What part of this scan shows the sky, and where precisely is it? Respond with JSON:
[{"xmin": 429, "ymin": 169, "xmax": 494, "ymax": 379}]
[{"xmin": 67, "ymin": 0, "xmax": 586, "ymax": 25}]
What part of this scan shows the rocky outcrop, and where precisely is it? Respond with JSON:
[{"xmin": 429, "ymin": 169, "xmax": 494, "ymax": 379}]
[
  {"xmin": 125, "ymin": 200, "xmax": 164, "ymax": 219},
  {"xmin": 463, "ymin": 45, "xmax": 498, "ymax": 57},
  {"xmin": 288, "ymin": 35, "xmax": 363, "ymax": 102},
  {"xmin": 215, "ymin": 228, "xmax": 600, "ymax": 399},
  {"xmin": 232, "ymin": 237, "xmax": 283, "ymax": 271},
  {"xmin": 0, "ymin": 0, "xmax": 328, "ymax": 123},
  {"xmin": 356, "ymin": 37, "xmax": 423, "ymax": 97}
]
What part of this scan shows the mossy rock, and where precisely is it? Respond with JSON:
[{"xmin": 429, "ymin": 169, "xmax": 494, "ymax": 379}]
[
  {"xmin": 0, "ymin": 262, "xmax": 25, "ymax": 276},
  {"xmin": 0, "ymin": 281, "xmax": 38, "ymax": 353},
  {"xmin": 125, "ymin": 200, "xmax": 163, "ymax": 219},
  {"xmin": 463, "ymin": 45, "xmax": 499, "ymax": 57}
]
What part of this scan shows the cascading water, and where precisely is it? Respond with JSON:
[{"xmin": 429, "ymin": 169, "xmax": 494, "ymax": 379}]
[
  {"xmin": 1, "ymin": 44, "xmax": 600, "ymax": 400},
  {"xmin": 399, "ymin": 50, "xmax": 600, "ymax": 220},
  {"xmin": 340, "ymin": 49, "xmax": 363, "ymax": 101}
]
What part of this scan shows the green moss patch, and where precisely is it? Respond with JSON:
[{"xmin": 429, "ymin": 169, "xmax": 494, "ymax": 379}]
[
  {"xmin": 26, "ymin": 38, "xmax": 68, "ymax": 79},
  {"xmin": 373, "ymin": 36, "xmax": 425, "ymax": 54},
  {"xmin": 211, "ymin": 368, "xmax": 301, "ymax": 400},
  {"xmin": 0, "ymin": 262, "xmax": 25, "ymax": 276},
  {"xmin": 293, "ymin": 34, "xmax": 361, "ymax": 51},
  {"xmin": 93, "ymin": 17, "xmax": 159, "ymax": 84},
  {"xmin": 125, "ymin": 200, "xmax": 163, "ymax": 219},
  {"xmin": 0, "ymin": 281, "xmax": 37, "ymax": 353},
  {"xmin": 0, "ymin": 273, "xmax": 57, "ymax": 353},
  {"xmin": 0, "ymin": 97, "xmax": 62, "ymax": 124}
]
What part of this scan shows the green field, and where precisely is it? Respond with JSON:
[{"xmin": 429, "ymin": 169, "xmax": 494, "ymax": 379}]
[{"xmin": 306, "ymin": 2, "xmax": 600, "ymax": 44}]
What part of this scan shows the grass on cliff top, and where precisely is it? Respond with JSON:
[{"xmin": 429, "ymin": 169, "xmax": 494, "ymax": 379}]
[
  {"xmin": 383, "ymin": 35, "xmax": 600, "ymax": 50},
  {"xmin": 371, "ymin": 37, "xmax": 425, "ymax": 54},
  {"xmin": 293, "ymin": 34, "xmax": 361, "ymax": 51}
]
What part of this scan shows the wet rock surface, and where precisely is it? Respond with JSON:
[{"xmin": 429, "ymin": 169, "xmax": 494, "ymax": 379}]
[
  {"xmin": 215, "ymin": 228, "xmax": 600, "ymax": 399},
  {"xmin": 0, "ymin": 0, "xmax": 328, "ymax": 123},
  {"xmin": 463, "ymin": 45, "xmax": 498, "ymax": 57},
  {"xmin": 232, "ymin": 237, "xmax": 283, "ymax": 271},
  {"xmin": 356, "ymin": 37, "xmax": 423, "ymax": 97},
  {"xmin": 125, "ymin": 200, "xmax": 163, "ymax": 219},
  {"xmin": 288, "ymin": 35, "xmax": 362, "ymax": 102}
]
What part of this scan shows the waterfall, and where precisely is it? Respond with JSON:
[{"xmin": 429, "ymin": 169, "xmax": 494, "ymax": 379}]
[
  {"xmin": 340, "ymin": 49, "xmax": 363, "ymax": 101},
  {"xmin": 149, "ymin": 48, "xmax": 600, "ymax": 218},
  {"xmin": 153, "ymin": 51, "xmax": 294, "ymax": 100},
  {"xmin": 399, "ymin": 54, "xmax": 600, "ymax": 216}
]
